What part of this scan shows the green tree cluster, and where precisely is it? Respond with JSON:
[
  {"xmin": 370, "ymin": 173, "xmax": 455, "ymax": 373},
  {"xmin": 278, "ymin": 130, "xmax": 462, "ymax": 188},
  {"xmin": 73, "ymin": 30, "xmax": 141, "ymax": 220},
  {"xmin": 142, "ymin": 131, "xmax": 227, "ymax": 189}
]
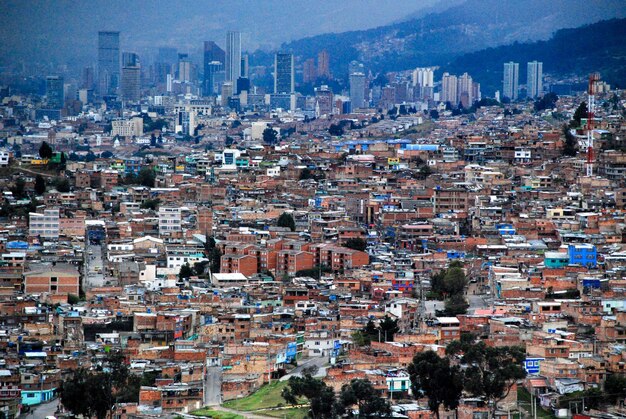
[
  {"xmin": 353, "ymin": 316, "xmax": 400, "ymax": 346},
  {"xmin": 344, "ymin": 238, "xmax": 367, "ymax": 252},
  {"xmin": 282, "ymin": 373, "xmax": 391, "ymax": 418},
  {"xmin": 431, "ymin": 262, "xmax": 469, "ymax": 316},
  {"xmin": 277, "ymin": 212, "xmax": 296, "ymax": 231}
]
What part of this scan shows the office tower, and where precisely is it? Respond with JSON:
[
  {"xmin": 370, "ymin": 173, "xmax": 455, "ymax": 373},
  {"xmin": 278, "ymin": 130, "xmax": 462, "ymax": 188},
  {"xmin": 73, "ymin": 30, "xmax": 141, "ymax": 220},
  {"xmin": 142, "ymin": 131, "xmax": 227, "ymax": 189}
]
[
  {"xmin": 121, "ymin": 52, "xmax": 141, "ymax": 102},
  {"xmin": 457, "ymin": 72, "xmax": 473, "ymax": 108},
  {"xmin": 98, "ymin": 31, "xmax": 120, "ymax": 95},
  {"xmin": 236, "ymin": 77, "xmax": 250, "ymax": 95},
  {"xmin": 472, "ymin": 82, "xmax": 481, "ymax": 103},
  {"xmin": 46, "ymin": 76, "xmax": 64, "ymax": 109},
  {"xmin": 225, "ymin": 31, "xmax": 242, "ymax": 82},
  {"xmin": 203, "ymin": 41, "xmax": 225, "ymax": 96},
  {"xmin": 349, "ymin": 72, "xmax": 366, "ymax": 110},
  {"xmin": 527, "ymin": 61, "xmax": 543, "ymax": 98},
  {"xmin": 82, "ymin": 66, "xmax": 95, "ymax": 89},
  {"xmin": 503, "ymin": 62, "xmax": 519, "ymax": 101},
  {"xmin": 221, "ymin": 82, "xmax": 234, "ymax": 107},
  {"xmin": 317, "ymin": 50, "xmax": 330, "ymax": 79},
  {"xmin": 412, "ymin": 67, "xmax": 435, "ymax": 100},
  {"xmin": 241, "ymin": 54, "xmax": 249, "ymax": 78},
  {"xmin": 177, "ymin": 53, "xmax": 193, "ymax": 82},
  {"xmin": 349, "ymin": 60, "xmax": 364, "ymax": 76},
  {"xmin": 274, "ymin": 53, "xmax": 294, "ymax": 94},
  {"xmin": 303, "ymin": 58, "xmax": 316, "ymax": 83},
  {"xmin": 441, "ymin": 72, "xmax": 457, "ymax": 105}
]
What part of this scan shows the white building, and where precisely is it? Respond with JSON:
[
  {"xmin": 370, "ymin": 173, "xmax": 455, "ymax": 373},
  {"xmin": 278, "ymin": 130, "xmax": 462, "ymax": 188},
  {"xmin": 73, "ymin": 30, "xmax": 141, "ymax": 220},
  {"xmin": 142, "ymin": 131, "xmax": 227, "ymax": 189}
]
[
  {"xmin": 112, "ymin": 117, "xmax": 144, "ymax": 137},
  {"xmin": 0, "ymin": 150, "xmax": 10, "ymax": 166},
  {"xmin": 29, "ymin": 209, "xmax": 60, "ymax": 240},
  {"xmin": 158, "ymin": 207, "xmax": 182, "ymax": 236}
]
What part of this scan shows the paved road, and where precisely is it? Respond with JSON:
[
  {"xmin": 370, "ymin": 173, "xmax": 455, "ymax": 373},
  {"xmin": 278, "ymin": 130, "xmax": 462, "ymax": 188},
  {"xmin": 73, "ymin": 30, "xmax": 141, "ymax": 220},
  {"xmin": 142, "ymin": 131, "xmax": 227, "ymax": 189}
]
[
  {"xmin": 204, "ymin": 366, "xmax": 222, "ymax": 406},
  {"xmin": 27, "ymin": 399, "xmax": 59, "ymax": 418},
  {"xmin": 85, "ymin": 243, "xmax": 105, "ymax": 289},
  {"xmin": 280, "ymin": 356, "xmax": 327, "ymax": 381}
]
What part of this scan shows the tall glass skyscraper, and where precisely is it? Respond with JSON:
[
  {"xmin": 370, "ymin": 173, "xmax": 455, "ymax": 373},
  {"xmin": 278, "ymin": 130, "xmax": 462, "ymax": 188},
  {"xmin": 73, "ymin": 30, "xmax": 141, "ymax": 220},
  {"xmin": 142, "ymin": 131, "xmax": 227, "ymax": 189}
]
[
  {"xmin": 274, "ymin": 53, "xmax": 294, "ymax": 94},
  {"xmin": 98, "ymin": 31, "xmax": 120, "ymax": 96},
  {"xmin": 225, "ymin": 31, "xmax": 241, "ymax": 82},
  {"xmin": 349, "ymin": 72, "xmax": 366, "ymax": 110},
  {"xmin": 203, "ymin": 41, "xmax": 225, "ymax": 96}
]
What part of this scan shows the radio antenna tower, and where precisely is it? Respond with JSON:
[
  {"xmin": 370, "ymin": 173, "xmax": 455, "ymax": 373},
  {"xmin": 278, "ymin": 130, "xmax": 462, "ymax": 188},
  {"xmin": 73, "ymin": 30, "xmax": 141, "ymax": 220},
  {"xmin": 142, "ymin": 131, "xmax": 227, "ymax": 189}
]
[{"xmin": 586, "ymin": 73, "xmax": 600, "ymax": 177}]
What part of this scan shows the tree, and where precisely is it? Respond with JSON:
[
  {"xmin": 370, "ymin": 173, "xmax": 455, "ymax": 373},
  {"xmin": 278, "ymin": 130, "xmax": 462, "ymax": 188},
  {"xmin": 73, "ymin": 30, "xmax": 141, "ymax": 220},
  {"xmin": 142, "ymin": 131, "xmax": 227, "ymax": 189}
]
[
  {"xmin": 34, "ymin": 175, "xmax": 46, "ymax": 195},
  {"xmin": 446, "ymin": 341, "xmax": 526, "ymax": 418},
  {"xmin": 101, "ymin": 150, "xmax": 114, "ymax": 158},
  {"xmin": 378, "ymin": 316, "xmax": 399, "ymax": 342},
  {"xmin": 604, "ymin": 374, "xmax": 626, "ymax": 405},
  {"xmin": 140, "ymin": 198, "xmax": 160, "ymax": 210},
  {"xmin": 277, "ymin": 212, "xmax": 296, "ymax": 231},
  {"xmin": 328, "ymin": 124, "xmax": 344, "ymax": 136},
  {"xmin": 441, "ymin": 294, "xmax": 469, "ymax": 316},
  {"xmin": 339, "ymin": 379, "xmax": 392, "ymax": 418},
  {"xmin": 179, "ymin": 263, "xmax": 193, "ymax": 280},
  {"xmin": 53, "ymin": 177, "xmax": 71, "ymax": 193},
  {"xmin": 10, "ymin": 178, "xmax": 26, "ymax": 199},
  {"xmin": 39, "ymin": 141, "xmax": 53, "ymax": 159},
  {"xmin": 282, "ymin": 373, "xmax": 337, "ymax": 419},
  {"xmin": 408, "ymin": 351, "xmax": 463, "ymax": 419},
  {"xmin": 137, "ymin": 167, "xmax": 156, "ymax": 188},
  {"xmin": 59, "ymin": 152, "xmax": 67, "ymax": 170},
  {"xmin": 299, "ymin": 167, "xmax": 314, "ymax": 180},
  {"xmin": 351, "ymin": 330, "xmax": 370, "ymax": 347},
  {"xmin": 262, "ymin": 127, "xmax": 278, "ymax": 145},
  {"xmin": 562, "ymin": 125, "xmax": 578, "ymax": 157},
  {"xmin": 572, "ymin": 101, "xmax": 588, "ymax": 127},
  {"xmin": 534, "ymin": 92, "xmax": 559, "ymax": 112},
  {"xmin": 345, "ymin": 238, "xmax": 367, "ymax": 252},
  {"xmin": 432, "ymin": 265, "xmax": 467, "ymax": 298}
]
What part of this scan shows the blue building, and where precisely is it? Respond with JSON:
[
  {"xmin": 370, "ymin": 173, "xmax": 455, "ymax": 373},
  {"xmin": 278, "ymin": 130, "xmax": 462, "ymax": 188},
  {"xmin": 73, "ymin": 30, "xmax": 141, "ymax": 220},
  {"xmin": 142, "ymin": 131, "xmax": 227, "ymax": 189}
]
[
  {"xmin": 544, "ymin": 252, "xmax": 569, "ymax": 268},
  {"xmin": 524, "ymin": 357, "xmax": 544, "ymax": 374},
  {"xmin": 568, "ymin": 244, "xmax": 597, "ymax": 268},
  {"xmin": 124, "ymin": 158, "xmax": 143, "ymax": 175}
]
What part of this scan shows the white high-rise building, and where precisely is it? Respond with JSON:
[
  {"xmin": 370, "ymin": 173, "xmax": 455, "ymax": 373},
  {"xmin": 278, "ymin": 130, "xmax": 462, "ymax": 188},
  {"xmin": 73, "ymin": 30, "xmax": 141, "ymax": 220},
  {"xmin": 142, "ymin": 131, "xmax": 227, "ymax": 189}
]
[
  {"xmin": 158, "ymin": 207, "xmax": 182, "ymax": 236},
  {"xmin": 503, "ymin": 62, "xmax": 519, "ymax": 101},
  {"xmin": 29, "ymin": 209, "xmax": 60, "ymax": 240},
  {"xmin": 527, "ymin": 61, "xmax": 543, "ymax": 99},
  {"xmin": 412, "ymin": 67, "xmax": 435, "ymax": 100},
  {"xmin": 457, "ymin": 72, "xmax": 473, "ymax": 107},
  {"xmin": 225, "ymin": 31, "xmax": 242, "ymax": 82},
  {"xmin": 441, "ymin": 73, "xmax": 457, "ymax": 105}
]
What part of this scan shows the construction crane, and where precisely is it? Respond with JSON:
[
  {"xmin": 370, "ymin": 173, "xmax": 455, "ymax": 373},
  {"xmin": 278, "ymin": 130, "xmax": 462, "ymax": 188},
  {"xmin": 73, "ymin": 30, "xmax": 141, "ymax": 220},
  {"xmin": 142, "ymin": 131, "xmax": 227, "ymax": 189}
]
[{"xmin": 586, "ymin": 73, "xmax": 600, "ymax": 177}]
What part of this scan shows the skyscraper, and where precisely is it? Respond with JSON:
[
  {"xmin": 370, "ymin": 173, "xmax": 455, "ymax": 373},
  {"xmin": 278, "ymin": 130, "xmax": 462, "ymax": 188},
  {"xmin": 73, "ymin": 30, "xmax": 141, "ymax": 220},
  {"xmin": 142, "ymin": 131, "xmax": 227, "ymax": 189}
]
[
  {"xmin": 317, "ymin": 50, "xmax": 330, "ymax": 79},
  {"xmin": 349, "ymin": 72, "xmax": 366, "ymax": 110},
  {"xmin": 203, "ymin": 41, "xmax": 225, "ymax": 96},
  {"xmin": 503, "ymin": 62, "xmax": 519, "ymax": 101},
  {"xmin": 457, "ymin": 72, "xmax": 473, "ymax": 108},
  {"xmin": 303, "ymin": 58, "xmax": 316, "ymax": 84},
  {"xmin": 441, "ymin": 73, "xmax": 457, "ymax": 105},
  {"xmin": 46, "ymin": 76, "xmax": 64, "ymax": 109},
  {"xmin": 412, "ymin": 67, "xmax": 435, "ymax": 100},
  {"xmin": 121, "ymin": 52, "xmax": 141, "ymax": 102},
  {"xmin": 274, "ymin": 53, "xmax": 294, "ymax": 94},
  {"xmin": 98, "ymin": 31, "xmax": 120, "ymax": 96},
  {"xmin": 527, "ymin": 61, "xmax": 543, "ymax": 98},
  {"xmin": 241, "ymin": 54, "xmax": 249, "ymax": 79},
  {"xmin": 225, "ymin": 31, "xmax": 242, "ymax": 82}
]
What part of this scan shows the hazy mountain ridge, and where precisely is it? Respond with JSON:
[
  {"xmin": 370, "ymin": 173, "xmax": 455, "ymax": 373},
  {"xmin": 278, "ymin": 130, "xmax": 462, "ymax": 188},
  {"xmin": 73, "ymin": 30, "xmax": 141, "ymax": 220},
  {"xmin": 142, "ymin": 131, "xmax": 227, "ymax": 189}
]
[
  {"xmin": 279, "ymin": 0, "xmax": 626, "ymax": 77},
  {"xmin": 445, "ymin": 18, "xmax": 626, "ymax": 95}
]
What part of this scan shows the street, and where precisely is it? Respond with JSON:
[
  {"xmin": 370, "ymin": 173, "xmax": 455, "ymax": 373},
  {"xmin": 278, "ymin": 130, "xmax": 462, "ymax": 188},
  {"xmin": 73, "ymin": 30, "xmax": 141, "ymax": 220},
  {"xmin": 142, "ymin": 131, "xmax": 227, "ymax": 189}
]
[
  {"xmin": 204, "ymin": 366, "xmax": 222, "ymax": 406},
  {"xmin": 27, "ymin": 399, "xmax": 59, "ymax": 418}
]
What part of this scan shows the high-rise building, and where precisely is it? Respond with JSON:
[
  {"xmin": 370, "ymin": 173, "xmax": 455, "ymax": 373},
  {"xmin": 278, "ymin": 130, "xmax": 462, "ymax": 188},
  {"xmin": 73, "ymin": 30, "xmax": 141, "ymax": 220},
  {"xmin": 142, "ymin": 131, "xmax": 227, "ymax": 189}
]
[
  {"xmin": 46, "ymin": 76, "xmax": 64, "ymax": 109},
  {"xmin": 98, "ymin": 31, "xmax": 120, "ymax": 96},
  {"xmin": 177, "ymin": 53, "xmax": 193, "ymax": 82},
  {"xmin": 303, "ymin": 58, "xmax": 316, "ymax": 84},
  {"xmin": 527, "ymin": 61, "xmax": 543, "ymax": 98},
  {"xmin": 225, "ymin": 31, "xmax": 242, "ymax": 82},
  {"xmin": 412, "ymin": 67, "xmax": 435, "ymax": 100},
  {"xmin": 503, "ymin": 62, "xmax": 519, "ymax": 101},
  {"xmin": 349, "ymin": 72, "xmax": 366, "ymax": 110},
  {"xmin": 203, "ymin": 41, "xmax": 225, "ymax": 96},
  {"xmin": 317, "ymin": 50, "xmax": 330, "ymax": 79},
  {"xmin": 274, "ymin": 53, "xmax": 294, "ymax": 94},
  {"xmin": 457, "ymin": 72, "xmax": 473, "ymax": 108},
  {"xmin": 82, "ymin": 66, "xmax": 95, "ymax": 90},
  {"xmin": 121, "ymin": 52, "xmax": 141, "ymax": 102},
  {"xmin": 314, "ymin": 85, "xmax": 333, "ymax": 117},
  {"xmin": 241, "ymin": 54, "xmax": 249, "ymax": 79},
  {"xmin": 441, "ymin": 72, "xmax": 457, "ymax": 105}
]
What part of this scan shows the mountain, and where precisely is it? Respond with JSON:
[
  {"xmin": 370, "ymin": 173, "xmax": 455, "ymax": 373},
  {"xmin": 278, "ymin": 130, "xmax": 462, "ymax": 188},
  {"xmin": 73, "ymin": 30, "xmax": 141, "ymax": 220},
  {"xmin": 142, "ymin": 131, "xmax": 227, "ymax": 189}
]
[
  {"xmin": 445, "ymin": 18, "xmax": 626, "ymax": 95},
  {"xmin": 277, "ymin": 0, "xmax": 626, "ymax": 78}
]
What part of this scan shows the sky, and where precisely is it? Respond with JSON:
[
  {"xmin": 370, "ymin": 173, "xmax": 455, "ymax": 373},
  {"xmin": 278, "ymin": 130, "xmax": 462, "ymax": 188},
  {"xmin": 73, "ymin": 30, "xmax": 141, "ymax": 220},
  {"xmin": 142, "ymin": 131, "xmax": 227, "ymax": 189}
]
[{"xmin": 0, "ymin": 0, "xmax": 442, "ymax": 67}]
